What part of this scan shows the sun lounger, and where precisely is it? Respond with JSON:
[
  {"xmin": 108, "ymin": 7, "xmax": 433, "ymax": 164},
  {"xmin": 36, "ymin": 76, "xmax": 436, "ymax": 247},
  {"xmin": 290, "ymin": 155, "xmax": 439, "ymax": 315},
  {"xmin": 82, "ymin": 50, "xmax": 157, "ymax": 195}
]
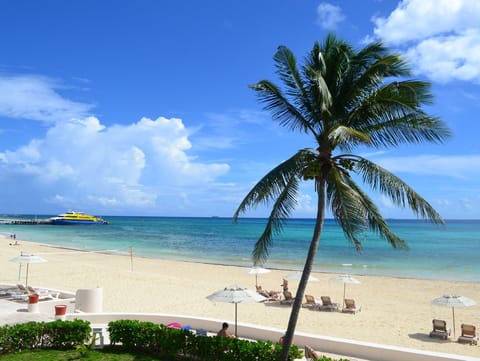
[
  {"xmin": 429, "ymin": 319, "xmax": 451, "ymax": 340},
  {"xmin": 26, "ymin": 286, "xmax": 58, "ymax": 300},
  {"xmin": 457, "ymin": 324, "xmax": 478, "ymax": 345},
  {"xmin": 319, "ymin": 296, "xmax": 338, "ymax": 311},
  {"xmin": 342, "ymin": 298, "xmax": 361, "ymax": 314},
  {"xmin": 304, "ymin": 345, "xmax": 370, "ymax": 361},
  {"xmin": 280, "ymin": 291, "xmax": 295, "ymax": 305},
  {"xmin": 302, "ymin": 294, "xmax": 321, "ymax": 309},
  {"xmin": 16, "ymin": 284, "xmax": 29, "ymax": 294}
]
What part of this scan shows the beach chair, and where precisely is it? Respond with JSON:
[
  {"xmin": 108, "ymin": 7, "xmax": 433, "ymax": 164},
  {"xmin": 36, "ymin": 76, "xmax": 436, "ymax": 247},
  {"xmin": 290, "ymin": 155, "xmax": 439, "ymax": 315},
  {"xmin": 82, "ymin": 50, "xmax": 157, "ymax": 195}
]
[
  {"xmin": 302, "ymin": 294, "xmax": 321, "ymax": 309},
  {"xmin": 429, "ymin": 319, "xmax": 451, "ymax": 340},
  {"xmin": 457, "ymin": 324, "xmax": 478, "ymax": 345},
  {"xmin": 280, "ymin": 291, "xmax": 295, "ymax": 305},
  {"xmin": 27, "ymin": 286, "xmax": 58, "ymax": 300},
  {"xmin": 16, "ymin": 284, "xmax": 29, "ymax": 294},
  {"xmin": 342, "ymin": 298, "xmax": 361, "ymax": 314},
  {"xmin": 319, "ymin": 296, "xmax": 338, "ymax": 311}
]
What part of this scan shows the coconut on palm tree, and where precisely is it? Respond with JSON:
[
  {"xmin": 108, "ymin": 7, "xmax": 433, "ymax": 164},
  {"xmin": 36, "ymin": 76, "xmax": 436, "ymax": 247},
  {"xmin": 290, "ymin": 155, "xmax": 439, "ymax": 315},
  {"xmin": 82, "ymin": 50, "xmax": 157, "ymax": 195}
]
[{"xmin": 233, "ymin": 34, "xmax": 451, "ymax": 361}]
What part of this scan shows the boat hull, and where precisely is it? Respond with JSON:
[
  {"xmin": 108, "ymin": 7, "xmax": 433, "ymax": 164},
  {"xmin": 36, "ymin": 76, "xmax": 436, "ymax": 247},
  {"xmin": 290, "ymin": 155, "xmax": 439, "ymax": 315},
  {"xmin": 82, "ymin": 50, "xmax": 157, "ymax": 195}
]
[{"xmin": 50, "ymin": 219, "xmax": 107, "ymax": 225}]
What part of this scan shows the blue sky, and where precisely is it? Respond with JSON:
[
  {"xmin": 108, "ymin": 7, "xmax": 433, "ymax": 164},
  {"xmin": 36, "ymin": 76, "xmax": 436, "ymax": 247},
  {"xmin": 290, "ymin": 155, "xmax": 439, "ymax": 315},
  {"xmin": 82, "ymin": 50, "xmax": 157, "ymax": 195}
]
[{"xmin": 1, "ymin": 0, "xmax": 479, "ymax": 219}]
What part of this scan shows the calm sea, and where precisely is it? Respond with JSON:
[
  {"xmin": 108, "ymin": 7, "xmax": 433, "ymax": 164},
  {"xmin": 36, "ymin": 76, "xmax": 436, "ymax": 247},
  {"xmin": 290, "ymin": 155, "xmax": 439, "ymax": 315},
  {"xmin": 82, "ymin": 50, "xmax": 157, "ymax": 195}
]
[{"xmin": 1, "ymin": 216, "xmax": 479, "ymax": 282}]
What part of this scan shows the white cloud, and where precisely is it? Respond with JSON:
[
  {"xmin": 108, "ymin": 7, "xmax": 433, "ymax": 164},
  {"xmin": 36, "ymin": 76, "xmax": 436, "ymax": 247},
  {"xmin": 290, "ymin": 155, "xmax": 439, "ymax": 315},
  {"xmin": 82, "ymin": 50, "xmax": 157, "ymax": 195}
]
[
  {"xmin": 0, "ymin": 75, "xmax": 93, "ymax": 122},
  {"xmin": 372, "ymin": 0, "xmax": 480, "ymax": 82},
  {"xmin": 405, "ymin": 29, "xmax": 480, "ymax": 82},
  {"xmin": 316, "ymin": 2, "xmax": 345, "ymax": 30},
  {"xmin": 0, "ymin": 115, "xmax": 230, "ymax": 214}
]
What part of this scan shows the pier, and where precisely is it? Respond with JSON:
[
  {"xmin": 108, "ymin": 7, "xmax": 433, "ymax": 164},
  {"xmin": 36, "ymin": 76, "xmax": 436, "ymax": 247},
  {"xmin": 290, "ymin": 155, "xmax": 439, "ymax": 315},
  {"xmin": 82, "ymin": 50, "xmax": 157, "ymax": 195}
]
[{"xmin": 0, "ymin": 218, "xmax": 52, "ymax": 225}]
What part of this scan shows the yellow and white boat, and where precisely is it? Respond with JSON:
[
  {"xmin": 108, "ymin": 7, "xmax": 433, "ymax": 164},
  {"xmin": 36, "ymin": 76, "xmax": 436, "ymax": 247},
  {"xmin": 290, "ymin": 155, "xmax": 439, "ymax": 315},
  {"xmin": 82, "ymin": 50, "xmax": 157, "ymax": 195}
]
[{"xmin": 49, "ymin": 211, "xmax": 108, "ymax": 225}]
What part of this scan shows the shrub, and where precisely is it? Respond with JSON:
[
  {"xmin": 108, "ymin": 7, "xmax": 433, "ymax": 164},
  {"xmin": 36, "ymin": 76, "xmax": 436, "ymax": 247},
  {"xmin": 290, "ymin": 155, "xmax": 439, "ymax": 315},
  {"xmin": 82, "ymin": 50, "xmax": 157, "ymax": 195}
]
[
  {"xmin": 0, "ymin": 319, "xmax": 90, "ymax": 354},
  {"xmin": 107, "ymin": 319, "xmax": 302, "ymax": 360}
]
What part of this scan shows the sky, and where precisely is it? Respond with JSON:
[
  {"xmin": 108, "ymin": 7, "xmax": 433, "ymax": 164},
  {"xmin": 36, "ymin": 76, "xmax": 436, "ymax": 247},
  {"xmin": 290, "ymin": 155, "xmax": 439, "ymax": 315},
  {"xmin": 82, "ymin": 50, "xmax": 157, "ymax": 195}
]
[{"xmin": 0, "ymin": 0, "xmax": 479, "ymax": 219}]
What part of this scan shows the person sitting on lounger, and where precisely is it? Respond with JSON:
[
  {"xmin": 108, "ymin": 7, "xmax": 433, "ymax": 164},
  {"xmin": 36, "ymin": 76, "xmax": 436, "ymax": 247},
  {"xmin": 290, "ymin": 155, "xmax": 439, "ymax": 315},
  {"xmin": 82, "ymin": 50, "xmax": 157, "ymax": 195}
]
[
  {"xmin": 281, "ymin": 279, "xmax": 288, "ymax": 292},
  {"xmin": 217, "ymin": 322, "xmax": 234, "ymax": 338},
  {"xmin": 256, "ymin": 285, "xmax": 280, "ymax": 299}
]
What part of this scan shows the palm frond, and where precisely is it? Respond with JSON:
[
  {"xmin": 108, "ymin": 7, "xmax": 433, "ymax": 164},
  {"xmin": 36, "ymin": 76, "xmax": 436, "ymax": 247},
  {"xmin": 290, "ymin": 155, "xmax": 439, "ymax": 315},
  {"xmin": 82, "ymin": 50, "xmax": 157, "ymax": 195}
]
[
  {"xmin": 303, "ymin": 42, "xmax": 332, "ymax": 118},
  {"xmin": 319, "ymin": 35, "xmax": 354, "ymax": 104},
  {"xmin": 233, "ymin": 151, "xmax": 311, "ymax": 262},
  {"xmin": 365, "ymin": 113, "xmax": 450, "ymax": 147},
  {"xmin": 328, "ymin": 125, "xmax": 370, "ymax": 148},
  {"xmin": 340, "ymin": 54, "xmax": 411, "ymax": 114},
  {"xmin": 249, "ymin": 80, "xmax": 314, "ymax": 134},
  {"xmin": 340, "ymin": 172, "xmax": 408, "ymax": 249},
  {"xmin": 345, "ymin": 81, "xmax": 451, "ymax": 148},
  {"xmin": 233, "ymin": 151, "xmax": 309, "ymax": 220},
  {"xmin": 325, "ymin": 167, "xmax": 367, "ymax": 251},
  {"xmin": 251, "ymin": 175, "xmax": 299, "ymax": 264},
  {"xmin": 354, "ymin": 157, "xmax": 445, "ymax": 223}
]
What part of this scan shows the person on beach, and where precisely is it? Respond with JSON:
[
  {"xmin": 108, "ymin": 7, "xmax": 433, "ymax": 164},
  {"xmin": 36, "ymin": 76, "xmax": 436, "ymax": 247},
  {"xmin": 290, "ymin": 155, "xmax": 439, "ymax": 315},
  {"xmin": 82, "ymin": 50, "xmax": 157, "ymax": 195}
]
[
  {"xmin": 217, "ymin": 322, "xmax": 233, "ymax": 338},
  {"xmin": 281, "ymin": 279, "xmax": 288, "ymax": 292}
]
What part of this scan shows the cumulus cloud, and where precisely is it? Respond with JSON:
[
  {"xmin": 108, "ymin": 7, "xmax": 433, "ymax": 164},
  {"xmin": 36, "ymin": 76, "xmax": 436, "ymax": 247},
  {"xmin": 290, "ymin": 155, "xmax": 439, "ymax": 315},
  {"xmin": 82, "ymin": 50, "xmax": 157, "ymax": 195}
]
[
  {"xmin": 372, "ymin": 0, "xmax": 480, "ymax": 82},
  {"xmin": 316, "ymin": 2, "xmax": 345, "ymax": 30},
  {"xmin": 0, "ymin": 74, "xmax": 93, "ymax": 122},
  {"xmin": 0, "ymin": 114, "xmax": 230, "ymax": 214},
  {"xmin": 0, "ymin": 73, "xmax": 238, "ymax": 215},
  {"xmin": 405, "ymin": 29, "xmax": 480, "ymax": 82}
]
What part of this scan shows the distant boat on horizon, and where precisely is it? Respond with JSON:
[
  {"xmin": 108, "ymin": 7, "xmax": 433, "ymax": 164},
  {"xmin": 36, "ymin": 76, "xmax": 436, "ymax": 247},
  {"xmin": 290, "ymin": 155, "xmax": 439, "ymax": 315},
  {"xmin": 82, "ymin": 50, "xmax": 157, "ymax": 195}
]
[{"xmin": 49, "ymin": 211, "xmax": 108, "ymax": 225}]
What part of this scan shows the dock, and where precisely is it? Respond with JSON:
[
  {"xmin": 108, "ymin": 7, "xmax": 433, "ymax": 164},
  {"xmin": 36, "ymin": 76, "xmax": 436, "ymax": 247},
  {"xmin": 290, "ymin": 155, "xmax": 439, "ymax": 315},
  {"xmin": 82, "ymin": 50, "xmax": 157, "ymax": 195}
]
[{"xmin": 0, "ymin": 218, "xmax": 52, "ymax": 225}]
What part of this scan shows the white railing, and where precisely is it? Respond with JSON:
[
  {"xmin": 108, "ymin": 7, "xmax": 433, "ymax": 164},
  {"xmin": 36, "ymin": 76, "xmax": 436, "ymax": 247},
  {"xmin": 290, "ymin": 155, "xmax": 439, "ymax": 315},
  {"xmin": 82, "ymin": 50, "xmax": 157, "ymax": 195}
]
[{"xmin": 67, "ymin": 312, "xmax": 479, "ymax": 361}]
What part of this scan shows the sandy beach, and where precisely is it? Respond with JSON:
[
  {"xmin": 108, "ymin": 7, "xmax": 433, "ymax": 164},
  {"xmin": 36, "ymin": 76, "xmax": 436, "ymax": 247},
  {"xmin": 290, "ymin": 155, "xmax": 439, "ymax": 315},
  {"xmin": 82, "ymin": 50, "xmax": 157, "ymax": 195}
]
[{"xmin": 1, "ymin": 236, "xmax": 479, "ymax": 358}]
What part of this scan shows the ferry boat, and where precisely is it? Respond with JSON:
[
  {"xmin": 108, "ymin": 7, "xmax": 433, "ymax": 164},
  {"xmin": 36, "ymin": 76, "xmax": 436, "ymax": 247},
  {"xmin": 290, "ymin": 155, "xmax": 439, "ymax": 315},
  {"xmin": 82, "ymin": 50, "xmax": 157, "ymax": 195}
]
[{"xmin": 49, "ymin": 211, "xmax": 108, "ymax": 225}]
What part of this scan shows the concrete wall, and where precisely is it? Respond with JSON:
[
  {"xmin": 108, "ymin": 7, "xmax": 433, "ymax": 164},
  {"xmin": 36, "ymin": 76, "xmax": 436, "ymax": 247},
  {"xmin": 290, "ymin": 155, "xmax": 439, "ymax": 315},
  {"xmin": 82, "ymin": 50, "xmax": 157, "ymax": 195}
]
[{"xmin": 67, "ymin": 312, "xmax": 480, "ymax": 361}]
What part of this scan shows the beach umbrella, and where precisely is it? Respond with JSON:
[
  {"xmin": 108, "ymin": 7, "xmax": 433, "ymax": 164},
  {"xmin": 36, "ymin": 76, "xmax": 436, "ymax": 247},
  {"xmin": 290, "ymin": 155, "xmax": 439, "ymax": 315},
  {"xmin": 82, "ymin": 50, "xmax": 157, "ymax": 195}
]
[
  {"xmin": 246, "ymin": 266, "xmax": 271, "ymax": 287},
  {"xmin": 330, "ymin": 274, "xmax": 360, "ymax": 306},
  {"xmin": 283, "ymin": 271, "xmax": 319, "ymax": 282},
  {"xmin": 207, "ymin": 284, "xmax": 266, "ymax": 337},
  {"xmin": 9, "ymin": 252, "xmax": 47, "ymax": 287},
  {"xmin": 281, "ymin": 272, "xmax": 319, "ymax": 295},
  {"xmin": 431, "ymin": 295, "xmax": 476, "ymax": 336}
]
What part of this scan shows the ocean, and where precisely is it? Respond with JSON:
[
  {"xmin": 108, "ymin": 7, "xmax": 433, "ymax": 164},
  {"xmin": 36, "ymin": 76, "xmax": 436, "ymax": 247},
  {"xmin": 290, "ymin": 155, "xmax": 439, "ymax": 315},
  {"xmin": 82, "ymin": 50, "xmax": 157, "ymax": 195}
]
[{"xmin": 1, "ymin": 216, "xmax": 479, "ymax": 282}]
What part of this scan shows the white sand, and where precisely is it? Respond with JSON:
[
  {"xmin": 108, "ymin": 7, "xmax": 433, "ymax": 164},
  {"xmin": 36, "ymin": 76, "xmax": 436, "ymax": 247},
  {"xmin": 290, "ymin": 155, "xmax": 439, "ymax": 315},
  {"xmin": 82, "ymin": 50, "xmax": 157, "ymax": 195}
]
[{"xmin": 1, "ymin": 237, "xmax": 479, "ymax": 358}]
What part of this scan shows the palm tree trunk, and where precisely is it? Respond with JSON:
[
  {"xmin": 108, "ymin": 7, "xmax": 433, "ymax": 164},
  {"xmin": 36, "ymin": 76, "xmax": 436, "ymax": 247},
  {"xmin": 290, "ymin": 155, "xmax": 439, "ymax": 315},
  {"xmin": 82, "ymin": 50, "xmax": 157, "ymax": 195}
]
[{"xmin": 280, "ymin": 178, "xmax": 326, "ymax": 361}]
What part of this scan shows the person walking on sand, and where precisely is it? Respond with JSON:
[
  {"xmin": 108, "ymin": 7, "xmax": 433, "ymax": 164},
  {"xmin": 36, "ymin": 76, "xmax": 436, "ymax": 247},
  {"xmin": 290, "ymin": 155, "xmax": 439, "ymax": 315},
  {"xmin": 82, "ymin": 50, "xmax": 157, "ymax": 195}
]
[{"xmin": 281, "ymin": 279, "xmax": 288, "ymax": 292}]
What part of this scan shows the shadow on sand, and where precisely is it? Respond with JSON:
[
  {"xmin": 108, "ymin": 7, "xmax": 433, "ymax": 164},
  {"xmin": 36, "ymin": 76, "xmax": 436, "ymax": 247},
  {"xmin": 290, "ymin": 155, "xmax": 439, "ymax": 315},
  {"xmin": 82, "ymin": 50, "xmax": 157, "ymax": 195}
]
[{"xmin": 408, "ymin": 333, "xmax": 453, "ymax": 344}]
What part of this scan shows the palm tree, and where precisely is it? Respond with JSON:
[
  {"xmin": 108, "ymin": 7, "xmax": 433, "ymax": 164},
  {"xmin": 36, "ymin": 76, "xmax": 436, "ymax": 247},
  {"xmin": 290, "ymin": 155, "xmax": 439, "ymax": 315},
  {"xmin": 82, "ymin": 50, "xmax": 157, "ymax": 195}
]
[{"xmin": 233, "ymin": 34, "xmax": 451, "ymax": 361}]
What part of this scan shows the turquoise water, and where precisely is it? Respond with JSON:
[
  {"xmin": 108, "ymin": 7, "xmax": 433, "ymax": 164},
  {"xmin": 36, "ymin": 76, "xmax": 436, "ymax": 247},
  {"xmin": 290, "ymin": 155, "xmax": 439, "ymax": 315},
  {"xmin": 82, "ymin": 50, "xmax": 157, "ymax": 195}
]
[{"xmin": 1, "ymin": 216, "xmax": 479, "ymax": 282}]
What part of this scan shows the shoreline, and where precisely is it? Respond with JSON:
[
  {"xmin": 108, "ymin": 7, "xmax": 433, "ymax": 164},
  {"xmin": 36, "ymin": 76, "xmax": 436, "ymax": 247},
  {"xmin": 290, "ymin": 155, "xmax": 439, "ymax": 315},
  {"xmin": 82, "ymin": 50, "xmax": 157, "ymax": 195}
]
[
  {"xmin": 32, "ymin": 242, "xmax": 480, "ymax": 285},
  {"xmin": 2, "ymin": 217, "xmax": 480, "ymax": 283},
  {"xmin": 7, "ymin": 237, "xmax": 480, "ymax": 284},
  {"xmin": 2, "ymin": 236, "xmax": 480, "ymax": 358}
]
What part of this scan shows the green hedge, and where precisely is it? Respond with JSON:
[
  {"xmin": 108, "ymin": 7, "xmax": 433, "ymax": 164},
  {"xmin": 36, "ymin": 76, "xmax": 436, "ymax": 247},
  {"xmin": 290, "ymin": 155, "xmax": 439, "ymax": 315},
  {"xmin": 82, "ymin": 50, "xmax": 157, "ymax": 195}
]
[
  {"xmin": 0, "ymin": 319, "xmax": 91, "ymax": 353},
  {"xmin": 108, "ymin": 319, "xmax": 302, "ymax": 360},
  {"xmin": 2, "ymin": 319, "xmax": 340, "ymax": 360}
]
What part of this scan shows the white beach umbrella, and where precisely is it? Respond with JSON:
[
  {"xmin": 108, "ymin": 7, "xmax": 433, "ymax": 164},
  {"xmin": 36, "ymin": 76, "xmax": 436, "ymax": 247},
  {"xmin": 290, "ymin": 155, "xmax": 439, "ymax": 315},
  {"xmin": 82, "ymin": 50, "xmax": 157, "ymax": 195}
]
[
  {"xmin": 207, "ymin": 284, "xmax": 266, "ymax": 337},
  {"xmin": 431, "ymin": 295, "xmax": 476, "ymax": 336},
  {"xmin": 330, "ymin": 274, "xmax": 360, "ymax": 306},
  {"xmin": 9, "ymin": 252, "xmax": 47, "ymax": 287},
  {"xmin": 283, "ymin": 271, "xmax": 319, "ymax": 282},
  {"xmin": 246, "ymin": 266, "xmax": 271, "ymax": 287}
]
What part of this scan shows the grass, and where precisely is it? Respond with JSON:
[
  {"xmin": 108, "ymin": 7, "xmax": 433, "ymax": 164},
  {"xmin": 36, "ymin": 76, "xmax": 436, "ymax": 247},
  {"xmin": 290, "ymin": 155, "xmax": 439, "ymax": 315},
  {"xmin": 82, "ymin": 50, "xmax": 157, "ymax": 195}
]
[{"xmin": 0, "ymin": 349, "xmax": 163, "ymax": 360}]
